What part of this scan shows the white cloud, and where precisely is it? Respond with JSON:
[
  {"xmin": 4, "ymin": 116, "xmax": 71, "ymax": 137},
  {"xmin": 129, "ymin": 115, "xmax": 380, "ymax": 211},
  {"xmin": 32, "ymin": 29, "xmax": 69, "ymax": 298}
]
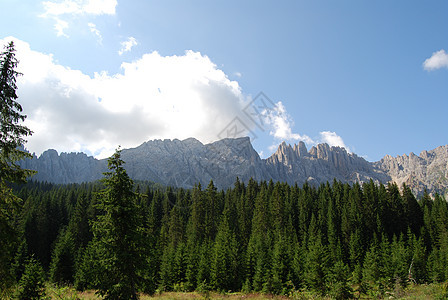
[
  {"xmin": 318, "ymin": 131, "xmax": 351, "ymax": 153},
  {"xmin": 263, "ymin": 101, "xmax": 314, "ymax": 144},
  {"xmin": 83, "ymin": 0, "xmax": 117, "ymax": 15},
  {"xmin": 41, "ymin": 0, "xmax": 117, "ymax": 17},
  {"xmin": 41, "ymin": 0, "xmax": 80, "ymax": 16},
  {"xmin": 41, "ymin": 0, "xmax": 117, "ymax": 36},
  {"xmin": 88, "ymin": 23, "xmax": 102, "ymax": 44},
  {"xmin": 423, "ymin": 49, "xmax": 448, "ymax": 71},
  {"xmin": 1, "ymin": 37, "xmax": 253, "ymax": 159},
  {"xmin": 261, "ymin": 101, "xmax": 351, "ymax": 154},
  {"xmin": 118, "ymin": 37, "xmax": 138, "ymax": 55},
  {"xmin": 54, "ymin": 18, "xmax": 69, "ymax": 37}
]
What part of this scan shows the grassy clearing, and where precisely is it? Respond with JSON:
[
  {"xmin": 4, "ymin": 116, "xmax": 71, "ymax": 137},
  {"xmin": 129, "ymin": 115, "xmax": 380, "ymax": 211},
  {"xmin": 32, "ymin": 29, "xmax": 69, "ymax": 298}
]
[{"xmin": 9, "ymin": 282, "xmax": 446, "ymax": 299}]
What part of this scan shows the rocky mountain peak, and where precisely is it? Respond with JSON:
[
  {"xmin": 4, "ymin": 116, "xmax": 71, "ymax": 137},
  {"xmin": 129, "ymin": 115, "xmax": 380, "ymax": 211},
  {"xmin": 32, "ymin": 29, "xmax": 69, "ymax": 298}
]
[
  {"xmin": 271, "ymin": 141, "xmax": 296, "ymax": 165},
  {"xmin": 19, "ymin": 138, "xmax": 448, "ymax": 197},
  {"xmin": 293, "ymin": 141, "xmax": 308, "ymax": 157},
  {"xmin": 374, "ymin": 145, "xmax": 448, "ymax": 197}
]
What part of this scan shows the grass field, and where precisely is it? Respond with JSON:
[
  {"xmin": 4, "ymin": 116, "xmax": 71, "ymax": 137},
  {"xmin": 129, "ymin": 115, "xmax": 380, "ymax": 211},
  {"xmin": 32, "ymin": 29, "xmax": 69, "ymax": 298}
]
[{"xmin": 31, "ymin": 282, "xmax": 447, "ymax": 299}]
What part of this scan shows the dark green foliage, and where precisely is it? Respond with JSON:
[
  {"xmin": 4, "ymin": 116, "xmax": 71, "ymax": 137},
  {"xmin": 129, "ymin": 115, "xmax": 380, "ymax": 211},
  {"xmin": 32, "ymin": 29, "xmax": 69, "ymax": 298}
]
[
  {"xmin": 15, "ymin": 256, "xmax": 46, "ymax": 300},
  {"xmin": 0, "ymin": 41, "xmax": 34, "ymax": 182},
  {"xmin": 6, "ymin": 174, "xmax": 448, "ymax": 297},
  {"xmin": 73, "ymin": 241, "xmax": 103, "ymax": 291},
  {"xmin": 86, "ymin": 149, "xmax": 147, "ymax": 299},
  {"xmin": 0, "ymin": 41, "xmax": 34, "ymax": 291},
  {"xmin": 49, "ymin": 228, "xmax": 76, "ymax": 285},
  {"xmin": 327, "ymin": 260, "xmax": 352, "ymax": 299},
  {"xmin": 210, "ymin": 210, "xmax": 238, "ymax": 292},
  {"xmin": 304, "ymin": 233, "xmax": 329, "ymax": 294}
]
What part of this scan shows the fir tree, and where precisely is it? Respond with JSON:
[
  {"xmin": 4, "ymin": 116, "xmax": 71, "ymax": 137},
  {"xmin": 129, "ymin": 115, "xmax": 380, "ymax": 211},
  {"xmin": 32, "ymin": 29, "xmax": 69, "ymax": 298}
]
[
  {"xmin": 88, "ymin": 149, "xmax": 147, "ymax": 299},
  {"xmin": 0, "ymin": 40, "xmax": 34, "ymax": 290},
  {"xmin": 211, "ymin": 210, "xmax": 238, "ymax": 291},
  {"xmin": 49, "ymin": 228, "xmax": 76, "ymax": 285},
  {"xmin": 15, "ymin": 256, "xmax": 46, "ymax": 300}
]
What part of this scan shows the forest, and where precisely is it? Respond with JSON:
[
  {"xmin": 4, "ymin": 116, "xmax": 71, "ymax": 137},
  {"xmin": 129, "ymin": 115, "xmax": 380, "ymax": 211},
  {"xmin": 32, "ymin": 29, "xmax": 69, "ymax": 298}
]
[{"xmin": 2, "ymin": 150, "xmax": 448, "ymax": 298}]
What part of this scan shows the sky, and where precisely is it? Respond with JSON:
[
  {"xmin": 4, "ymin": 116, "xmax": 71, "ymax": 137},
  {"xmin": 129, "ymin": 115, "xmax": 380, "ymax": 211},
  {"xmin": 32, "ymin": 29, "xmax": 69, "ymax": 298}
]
[{"xmin": 0, "ymin": 0, "xmax": 447, "ymax": 161}]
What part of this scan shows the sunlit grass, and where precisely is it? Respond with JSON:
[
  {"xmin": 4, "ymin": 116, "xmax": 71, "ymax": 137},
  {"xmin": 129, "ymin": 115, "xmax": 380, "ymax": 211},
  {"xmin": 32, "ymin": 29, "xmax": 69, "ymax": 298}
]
[{"xmin": 22, "ymin": 282, "xmax": 448, "ymax": 299}]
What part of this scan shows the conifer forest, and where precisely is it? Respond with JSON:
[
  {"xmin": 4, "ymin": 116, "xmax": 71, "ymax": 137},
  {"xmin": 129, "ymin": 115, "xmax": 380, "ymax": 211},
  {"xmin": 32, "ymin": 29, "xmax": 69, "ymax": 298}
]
[{"xmin": 4, "ymin": 162, "xmax": 448, "ymax": 298}]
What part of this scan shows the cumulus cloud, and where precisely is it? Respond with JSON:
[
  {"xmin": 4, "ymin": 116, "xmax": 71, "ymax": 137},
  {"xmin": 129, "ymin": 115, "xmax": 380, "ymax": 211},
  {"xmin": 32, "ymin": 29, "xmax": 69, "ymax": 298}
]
[
  {"xmin": 1, "ymin": 37, "xmax": 253, "ymax": 159},
  {"xmin": 263, "ymin": 101, "xmax": 314, "ymax": 144},
  {"xmin": 118, "ymin": 37, "xmax": 138, "ymax": 55},
  {"xmin": 318, "ymin": 131, "xmax": 351, "ymax": 152},
  {"xmin": 40, "ymin": 0, "xmax": 117, "ymax": 36},
  {"xmin": 262, "ymin": 101, "xmax": 351, "ymax": 153},
  {"xmin": 423, "ymin": 49, "xmax": 448, "ymax": 71}
]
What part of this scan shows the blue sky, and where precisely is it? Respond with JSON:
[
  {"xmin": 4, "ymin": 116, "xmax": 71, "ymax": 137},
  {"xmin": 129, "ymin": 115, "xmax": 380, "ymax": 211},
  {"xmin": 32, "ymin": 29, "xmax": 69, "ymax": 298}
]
[{"xmin": 1, "ymin": 0, "xmax": 447, "ymax": 161}]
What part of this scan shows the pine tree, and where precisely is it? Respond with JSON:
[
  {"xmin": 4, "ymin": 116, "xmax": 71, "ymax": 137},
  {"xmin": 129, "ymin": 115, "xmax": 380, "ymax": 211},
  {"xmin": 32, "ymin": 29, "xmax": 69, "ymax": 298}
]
[
  {"xmin": 0, "ymin": 40, "xmax": 34, "ymax": 290},
  {"xmin": 270, "ymin": 232, "xmax": 292, "ymax": 295},
  {"xmin": 88, "ymin": 149, "xmax": 147, "ymax": 299},
  {"xmin": 196, "ymin": 241, "xmax": 212, "ymax": 288},
  {"xmin": 74, "ymin": 241, "xmax": 104, "ymax": 291},
  {"xmin": 159, "ymin": 243, "xmax": 176, "ymax": 290},
  {"xmin": 327, "ymin": 260, "xmax": 352, "ymax": 299},
  {"xmin": 362, "ymin": 238, "xmax": 380, "ymax": 287},
  {"xmin": 49, "ymin": 228, "xmax": 76, "ymax": 285},
  {"xmin": 0, "ymin": 41, "xmax": 33, "ymax": 182},
  {"xmin": 304, "ymin": 231, "xmax": 329, "ymax": 295},
  {"xmin": 409, "ymin": 234, "xmax": 427, "ymax": 283},
  {"xmin": 15, "ymin": 256, "xmax": 46, "ymax": 300},
  {"xmin": 210, "ymin": 210, "xmax": 238, "ymax": 291},
  {"xmin": 390, "ymin": 234, "xmax": 410, "ymax": 287},
  {"xmin": 402, "ymin": 184, "xmax": 424, "ymax": 235}
]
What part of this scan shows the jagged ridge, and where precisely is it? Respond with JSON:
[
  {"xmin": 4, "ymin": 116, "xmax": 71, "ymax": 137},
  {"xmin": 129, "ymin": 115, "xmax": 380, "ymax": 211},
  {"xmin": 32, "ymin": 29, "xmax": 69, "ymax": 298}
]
[{"xmin": 20, "ymin": 137, "xmax": 448, "ymax": 196}]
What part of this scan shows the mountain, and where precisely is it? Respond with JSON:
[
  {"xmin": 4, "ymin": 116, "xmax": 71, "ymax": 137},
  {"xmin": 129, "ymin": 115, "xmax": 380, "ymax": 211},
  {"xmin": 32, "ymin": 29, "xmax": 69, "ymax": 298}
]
[
  {"xmin": 374, "ymin": 145, "xmax": 448, "ymax": 197},
  {"xmin": 20, "ymin": 149, "xmax": 106, "ymax": 184},
  {"xmin": 120, "ymin": 137, "xmax": 268, "ymax": 189},
  {"xmin": 20, "ymin": 137, "xmax": 448, "ymax": 197}
]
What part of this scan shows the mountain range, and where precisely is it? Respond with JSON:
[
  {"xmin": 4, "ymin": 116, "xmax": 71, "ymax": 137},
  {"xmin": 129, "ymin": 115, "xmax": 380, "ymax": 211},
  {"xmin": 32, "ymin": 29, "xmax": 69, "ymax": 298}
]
[{"xmin": 20, "ymin": 137, "xmax": 448, "ymax": 197}]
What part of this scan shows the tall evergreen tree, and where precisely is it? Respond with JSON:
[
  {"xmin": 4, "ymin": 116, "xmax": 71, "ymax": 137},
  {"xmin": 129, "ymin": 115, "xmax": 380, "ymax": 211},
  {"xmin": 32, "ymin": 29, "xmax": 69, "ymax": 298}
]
[
  {"xmin": 49, "ymin": 228, "xmax": 76, "ymax": 285},
  {"xmin": 0, "ymin": 40, "xmax": 34, "ymax": 290},
  {"xmin": 211, "ymin": 209, "xmax": 238, "ymax": 291},
  {"xmin": 87, "ymin": 149, "xmax": 148, "ymax": 299}
]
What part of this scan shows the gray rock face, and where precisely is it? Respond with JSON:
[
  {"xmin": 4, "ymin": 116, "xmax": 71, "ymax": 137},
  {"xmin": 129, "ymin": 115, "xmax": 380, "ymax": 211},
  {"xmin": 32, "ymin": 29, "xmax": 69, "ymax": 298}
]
[
  {"xmin": 120, "ymin": 137, "xmax": 267, "ymax": 189},
  {"xmin": 20, "ymin": 150, "xmax": 107, "ymax": 184},
  {"xmin": 374, "ymin": 145, "xmax": 448, "ymax": 197},
  {"xmin": 265, "ymin": 142, "xmax": 390, "ymax": 186},
  {"xmin": 19, "ymin": 138, "xmax": 448, "ymax": 196}
]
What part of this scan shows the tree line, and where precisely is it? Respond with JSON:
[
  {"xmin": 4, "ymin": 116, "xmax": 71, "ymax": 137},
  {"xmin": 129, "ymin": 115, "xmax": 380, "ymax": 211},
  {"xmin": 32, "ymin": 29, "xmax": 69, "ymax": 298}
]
[{"xmin": 5, "ymin": 170, "xmax": 448, "ymax": 298}]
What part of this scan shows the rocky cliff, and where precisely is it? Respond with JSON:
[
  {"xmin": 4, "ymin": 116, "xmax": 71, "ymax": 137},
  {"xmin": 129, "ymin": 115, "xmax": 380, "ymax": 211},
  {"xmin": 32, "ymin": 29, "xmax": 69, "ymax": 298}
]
[
  {"xmin": 20, "ymin": 137, "xmax": 448, "ymax": 196},
  {"xmin": 374, "ymin": 145, "xmax": 448, "ymax": 197},
  {"xmin": 120, "ymin": 137, "xmax": 268, "ymax": 189},
  {"xmin": 265, "ymin": 141, "xmax": 390, "ymax": 186},
  {"xmin": 20, "ymin": 149, "xmax": 107, "ymax": 184}
]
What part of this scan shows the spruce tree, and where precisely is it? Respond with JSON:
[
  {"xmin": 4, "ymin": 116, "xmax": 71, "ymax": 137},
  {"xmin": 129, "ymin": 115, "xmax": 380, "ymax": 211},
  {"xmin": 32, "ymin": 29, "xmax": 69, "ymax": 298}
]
[
  {"xmin": 88, "ymin": 149, "xmax": 147, "ymax": 299},
  {"xmin": 304, "ymin": 232, "xmax": 329, "ymax": 295},
  {"xmin": 0, "ymin": 40, "xmax": 34, "ymax": 290},
  {"xmin": 49, "ymin": 228, "xmax": 76, "ymax": 285},
  {"xmin": 211, "ymin": 210, "xmax": 238, "ymax": 291},
  {"xmin": 15, "ymin": 256, "xmax": 46, "ymax": 300},
  {"xmin": 0, "ymin": 41, "xmax": 33, "ymax": 182}
]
